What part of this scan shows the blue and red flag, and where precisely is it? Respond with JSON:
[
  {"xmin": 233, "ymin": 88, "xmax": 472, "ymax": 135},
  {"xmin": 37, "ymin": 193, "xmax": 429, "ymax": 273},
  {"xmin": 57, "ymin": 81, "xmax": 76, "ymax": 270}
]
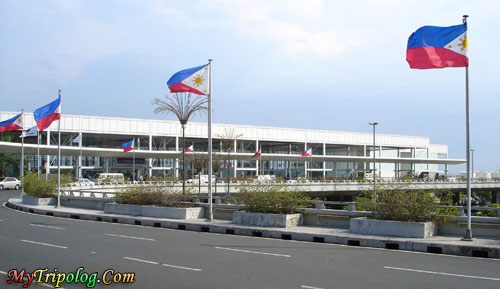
[
  {"xmin": 252, "ymin": 148, "xmax": 261, "ymax": 158},
  {"xmin": 0, "ymin": 113, "xmax": 23, "ymax": 132},
  {"xmin": 301, "ymin": 148, "xmax": 312, "ymax": 157},
  {"xmin": 167, "ymin": 64, "xmax": 209, "ymax": 95},
  {"xmin": 34, "ymin": 97, "xmax": 61, "ymax": 131},
  {"xmin": 185, "ymin": 144, "xmax": 194, "ymax": 153},
  {"xmin": 122, "ymin": 139, "xmax": 134, "ymax": 152},
  {"xmin": 406, "ymin": 23, "xmax": 468, "ymax": 69}
]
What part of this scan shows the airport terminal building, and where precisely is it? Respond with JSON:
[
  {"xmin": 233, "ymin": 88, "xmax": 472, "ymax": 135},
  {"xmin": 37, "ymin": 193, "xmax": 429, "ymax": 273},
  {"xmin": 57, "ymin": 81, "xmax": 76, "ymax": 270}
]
[{"xmin": 0, "ymin": 111, "xmax": 463, "ymax": 180}]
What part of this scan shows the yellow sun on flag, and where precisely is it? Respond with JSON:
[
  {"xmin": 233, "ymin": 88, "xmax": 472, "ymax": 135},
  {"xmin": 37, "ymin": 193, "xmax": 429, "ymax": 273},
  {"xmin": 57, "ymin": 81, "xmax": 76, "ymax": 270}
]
[
  {"xmin": 192, "ymin": 74, "xmax": 204, "ymax": 87},
  {"xmin": 458, "ymin": 36, "xmax": 468, "ymax": 52},
  {"xmin": 16, "ymin": 118, "xmax": 22, "ymax": 125}
]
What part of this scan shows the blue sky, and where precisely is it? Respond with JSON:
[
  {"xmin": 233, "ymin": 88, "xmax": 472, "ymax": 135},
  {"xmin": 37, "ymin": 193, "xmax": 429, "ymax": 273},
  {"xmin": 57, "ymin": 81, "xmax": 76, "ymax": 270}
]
[{"xmin": 1, "ymin": 0, "xmax": 499, "ymax": 172}]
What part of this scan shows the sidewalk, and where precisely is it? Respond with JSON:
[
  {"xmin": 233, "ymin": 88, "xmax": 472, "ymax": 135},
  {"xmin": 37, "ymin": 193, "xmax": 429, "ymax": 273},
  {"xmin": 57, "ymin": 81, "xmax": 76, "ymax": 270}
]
[{"xmin": 6, "ymin": 198, "xmax": 500, "ymax": 259}]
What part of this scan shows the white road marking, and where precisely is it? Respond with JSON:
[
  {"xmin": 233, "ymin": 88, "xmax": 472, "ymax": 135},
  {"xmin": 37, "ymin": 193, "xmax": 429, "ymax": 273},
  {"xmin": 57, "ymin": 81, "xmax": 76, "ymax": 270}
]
[
  {"xmin": 384, "ymin": 266, "xmax": 500, "ymax": 281},
  {"xmin": 106, "ymin": 233, "xmax": 155, "ymax": 241},
  {"xmin": 0, "ymin": 219, "xmax": 4, "ymax": 221},
  {"xmin": 20, "ymin": 239, "xmax": 67, "ymax": 249},
  {"xmin": 301, "ymin": 286, "xmax": 324, "ymax": 289},
  {"xmin": 30, "ymin": 224, "xmax": 65, "ymax": 230},
  {"xmin": 215, "ymin": 246, "xmax": 291, "ymax": 257},
  {"xmin": 161, "ymin": 263, "xmax": 202, "ymax": 272},
  {"xmin": 123, "ymin": 257, "xmax": 201, "ymax": 271},
  {"xmin": 123, "ymin": 257, "xmax": 159, "ymax": 265},
  {"xmin": 0, "ymin": 270, "xmax": 66, "ymax": 288}
]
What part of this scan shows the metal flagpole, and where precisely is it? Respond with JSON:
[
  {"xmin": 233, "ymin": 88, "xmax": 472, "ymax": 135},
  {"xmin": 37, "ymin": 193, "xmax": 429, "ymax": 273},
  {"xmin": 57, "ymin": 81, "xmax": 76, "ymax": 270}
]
[
  {"xmin": 20, "ymin": 109, "xmax": 25, "ymax": 198},
  {"xmin": 57, "ymin": 90, "xmax": 61, "ymax": 208},
  {"xmin": 462, "ymin": 15, "xmax": 473, "ymax": 241},
  {"xmin": 207, "ymin": 59, "xmax": 213, "ymax": 221},
  {"xmin": 79, "ymin": 133, "xmax": 82, "ymax": 179},
  {"xmin": 37, "ymin": 130, "xmax": 40, "ymax": 179},
  {"xmin": 133, "ymin": 138, "xmax": 136, "ymax": 182},
  {"xmin": 259, "ymin": 145, "xmax": 262, "ymax": 175}
]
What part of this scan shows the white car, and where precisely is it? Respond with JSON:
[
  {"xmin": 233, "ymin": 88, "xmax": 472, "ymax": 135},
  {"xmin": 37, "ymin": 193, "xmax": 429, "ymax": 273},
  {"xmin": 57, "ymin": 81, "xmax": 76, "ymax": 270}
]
[
  {"xmin": 0, "ymin": 177, "xmax": 22, "ymax": 190},
  {"xmin": 71, "ymin": 178, "xmax": 95, "ymax": 186}
]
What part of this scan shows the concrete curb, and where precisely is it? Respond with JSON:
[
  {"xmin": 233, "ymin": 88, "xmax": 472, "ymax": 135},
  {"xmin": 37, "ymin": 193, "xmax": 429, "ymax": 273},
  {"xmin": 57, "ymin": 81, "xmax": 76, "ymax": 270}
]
[{"xmin": 6, "ymin": 200, "xmax": 499, "ymax": 259}]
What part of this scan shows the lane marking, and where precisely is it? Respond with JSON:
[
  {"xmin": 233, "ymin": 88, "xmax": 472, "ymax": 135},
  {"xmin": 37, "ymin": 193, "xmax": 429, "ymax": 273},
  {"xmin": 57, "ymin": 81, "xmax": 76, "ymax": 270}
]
[
  {"xmin": 0, "ymin": 219, "xmax": 4, "ymax": 221},
  {"xmin": 301, "ymin": 286, "xmax": 324, "ymax": 289},
  {"xmin": 215, "ymin": 246, "xmax": 291, "ymax": 257},
  {"xmin": 161, "ymin": 263, "xmax": 202, "ymax": 272},
  {"xmin": 0, "ymin": 270, "xmax": 66, "ymax": 288},
  {"xmin": 106, "ymin": 233, "xmax": 155, "ymax": 241},
  {"xmin": 20, "ymin": 239, "xmax": 67, "ymax": 249},
  {"xmin": 384, "ymin": 266, "xmax": 500, "ymax": 281},
  {"xmin": 123, "ymin": 257, "xmax": 159, "ymax": 265},
  {"xmin": 30, "ymin": 224, "xmax": 65, "ymax": 230},
  {"xmin": 123, "ymin": 257, "xmax": 201, "ymax": 271}
]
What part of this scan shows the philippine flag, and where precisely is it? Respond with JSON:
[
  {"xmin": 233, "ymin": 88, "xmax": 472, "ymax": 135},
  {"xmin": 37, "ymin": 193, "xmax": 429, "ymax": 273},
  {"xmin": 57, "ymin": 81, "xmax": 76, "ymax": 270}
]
[
  {"xmin": 167, "ymin": 64, "xmax": 209, "ymax": 95},
  {"xmin": 301, "ymin": 148, "xmax": 312, "ymax": 157},
  {"xmin": 406, "ymin": 23, "xmax": 468, "ymax": 69},
  {"xmin": 252, "ymin": 149, "xmax": 261, "ymax": 158},
  {"xmin": 122, "ymin": 139, "xmax": 134, "ymax": 152},
  {"xmin": 34, "ymin": 97, "xmax": 61, "ymax": 131},
  {"xmin": 185, "ymin": 144, "xmax": 194, "ymax": 153},
  {"xmin": 0, "ymin": 113, "xmax": 23, "ymax": 132}
]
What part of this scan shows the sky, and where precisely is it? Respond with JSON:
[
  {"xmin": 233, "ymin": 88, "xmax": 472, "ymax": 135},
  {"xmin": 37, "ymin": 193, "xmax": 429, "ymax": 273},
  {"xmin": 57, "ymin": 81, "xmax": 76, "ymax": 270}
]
[{"xmin": 0, "ymin": 0, "xmax": 499, "ymax": 172}]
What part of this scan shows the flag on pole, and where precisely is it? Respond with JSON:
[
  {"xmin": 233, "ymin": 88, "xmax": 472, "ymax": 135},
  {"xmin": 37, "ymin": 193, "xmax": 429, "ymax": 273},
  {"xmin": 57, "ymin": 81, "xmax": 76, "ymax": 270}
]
[
  {"xmin": 34, "ymin": 97, "xmax": 61, "ymax": 131},
  {"xmin": 167, "ymin": 64, "xmax": 209, "ymax": 95},
  {"xmin": 73, "ymin": 135, "xmax": 81, "ymax": 144},
  {"xmin": 185, "ymin": 144, "xmax": 194, "ymax": 153},
  {"xmin": 122, "ymin": 139, "xmax": 134, "ymax": 152},
  {"xmin": 0, "ymin": 113, "xmax": 23, "ymax": 132},
  {"xmin": 301, "ymin": 148, "xmax": 312, "ymax": 157},
  {"xmin": 252, "ymin": 148, "xmax": 261, "ymax": 158},
  {"xmin": 20, "ymin": 125, "xmax": 38, "ymax": 138},
  {"xmin": 406, "ymin": 23, "xmax": 468, "ymax": 69}
]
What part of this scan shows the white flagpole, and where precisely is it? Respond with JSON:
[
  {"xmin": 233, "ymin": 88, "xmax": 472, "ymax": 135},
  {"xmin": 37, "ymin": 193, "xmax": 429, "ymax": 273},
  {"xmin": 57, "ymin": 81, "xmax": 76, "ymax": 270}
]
[
  {"xmin": 207, "ymin": 59, "xmax": 213, "ymax": 221},
  {"xmin": 20, "ymin": 109, "xmax": 25, "ymax": 199},
  {"xmin": 133, "ymin": 138, "xmax": 136, "ymax": 182},
  {"xmin": 37, "ymin": 130, "xmax": 40, "ymax": 179},
  {"xmin": 57, "ymin": 90, "xmax": 62, "ymax": 207},
  {"xmin": 462, "ymin": 15, "xmax": 473, "ymax": 241},
  {"xmin": 79, "ymin": 134, "xmax": 82, "ymax": 180}
]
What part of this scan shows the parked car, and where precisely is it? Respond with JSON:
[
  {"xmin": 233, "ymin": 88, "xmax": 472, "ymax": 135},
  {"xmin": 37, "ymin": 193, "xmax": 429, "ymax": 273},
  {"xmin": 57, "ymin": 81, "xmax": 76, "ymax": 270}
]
[
  {"xmin": 0, "ymin": 177, "xmax": 22, "ymax": 190},
  {"xmin": 92, "ymin": 173, "xmax": 125, "ymax": 183},
  {"xmin": 70, "ymin": 178, "xmax": 95, "ymax": 186}
]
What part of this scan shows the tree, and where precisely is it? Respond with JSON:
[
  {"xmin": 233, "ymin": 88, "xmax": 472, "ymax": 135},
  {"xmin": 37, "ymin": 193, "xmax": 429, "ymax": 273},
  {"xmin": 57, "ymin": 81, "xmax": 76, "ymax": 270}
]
[
  {"xmin": 152, "ymin": 93, "xmax": 207, "ymax": 196},
  {"xmin": 217, "ymin": 128, "xmax": 243, "ymax": 196}
]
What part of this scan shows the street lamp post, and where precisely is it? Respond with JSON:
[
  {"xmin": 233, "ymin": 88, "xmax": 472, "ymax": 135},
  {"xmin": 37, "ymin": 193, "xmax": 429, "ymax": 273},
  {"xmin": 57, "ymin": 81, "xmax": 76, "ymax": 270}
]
[
  {"xmin": 471, "ymin": 149, "xmax": 475, "ymax": 180},
  {"xmin": 369, "ymin": 122, "xmax": 378, "ymax": 194}
]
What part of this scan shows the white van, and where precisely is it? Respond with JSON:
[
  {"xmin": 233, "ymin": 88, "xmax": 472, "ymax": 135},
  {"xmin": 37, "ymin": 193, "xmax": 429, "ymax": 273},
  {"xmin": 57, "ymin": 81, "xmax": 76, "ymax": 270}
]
[{"xmin": 93, "ymin": 173, "xmax": 125, "ymax": 183}]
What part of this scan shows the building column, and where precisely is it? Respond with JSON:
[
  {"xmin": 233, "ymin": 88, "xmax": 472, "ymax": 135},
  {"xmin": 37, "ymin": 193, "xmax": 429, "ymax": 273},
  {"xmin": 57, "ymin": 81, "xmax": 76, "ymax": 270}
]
[
  {"xmin": 46, "ymin": 130, "xmax": 50, "ymax": 179},
  {"xmin": 323, "ymin": 143, "xmax": 326, "ymax": 180},
  {"xmin": 255, "ymin": 140, "xmax": 259, "ymax": 176},
  {"xmin": 148, "ymin": 134, "xmax": 153, "ymax": 177},
  {"xmin": 304, "ymin": 142, "xmax": 308, "ymax": 178},
  {"xmin": 492, "ymin": 192, "xmax": 499, "ymax": 204},
  {"xmin": 233, "ymin": 139, "xmax": 237, "ymax": 178}
]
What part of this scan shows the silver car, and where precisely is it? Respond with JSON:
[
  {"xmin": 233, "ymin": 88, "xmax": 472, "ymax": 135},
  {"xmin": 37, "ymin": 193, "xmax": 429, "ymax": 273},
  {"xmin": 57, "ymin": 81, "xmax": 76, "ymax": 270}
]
[{"xmin": 0, "ymin": 177, "xmax": 22, "ymax": 190}]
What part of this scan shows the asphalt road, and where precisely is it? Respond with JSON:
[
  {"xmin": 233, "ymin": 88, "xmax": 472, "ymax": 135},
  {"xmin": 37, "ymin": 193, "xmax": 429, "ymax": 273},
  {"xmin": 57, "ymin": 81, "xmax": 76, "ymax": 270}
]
[{"xmin": 1, "ymin": 190, "xmax": 499, "ymax": 289}]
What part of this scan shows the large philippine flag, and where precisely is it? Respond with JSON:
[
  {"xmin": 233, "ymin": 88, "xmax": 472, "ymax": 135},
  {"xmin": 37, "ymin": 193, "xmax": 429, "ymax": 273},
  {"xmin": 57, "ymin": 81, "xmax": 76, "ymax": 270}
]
[
  {"xmin": 252, "ymin": 148, "xmax": 261, "ymax": 158},
  {"xmin": 122, "ymin": 139, "xmax": 134, "ymax": 152},
  {"xmin": 167, "ymin": 64, "xmax": 209, "ymax": 95},
  {"xmin": 34, "ymin": 97, "xmax": 61, "ymax": 131},
  {"xmin": 406, "ymin": 23, "xmax": 468, "ymax": 69},
  {"xmin": 0, "ymin": 113, "xmax": 23, "ymax": 132}
]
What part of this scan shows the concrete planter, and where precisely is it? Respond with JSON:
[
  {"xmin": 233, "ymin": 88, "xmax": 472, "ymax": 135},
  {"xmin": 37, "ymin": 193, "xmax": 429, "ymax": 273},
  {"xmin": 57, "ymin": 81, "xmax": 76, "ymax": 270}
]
[
  {"xmin": 103, "ymin": 203, "xmax": 204, "ymax": 220},
  {"xmin": 232, "ymin": 211, "xmax": 303, "ymax": 228},
  {"xmin": 349, "ymin": 217, "xmax": 437, "ymax": 238},
  {"xmin": 21, "ymin": 195, "xmax": 56, "ymax": 206}
]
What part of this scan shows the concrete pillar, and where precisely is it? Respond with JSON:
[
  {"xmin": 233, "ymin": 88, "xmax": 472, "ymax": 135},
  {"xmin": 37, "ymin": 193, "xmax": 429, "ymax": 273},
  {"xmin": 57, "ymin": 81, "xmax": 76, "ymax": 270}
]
[
  {"xmin": 323, "ymin": 143, "xmax": 326, "ymax": 180},
  {"xmin": 304, "ymin": 142, "xmax": 308, "ymax": 179},
  {"xmin": 46, "ymin": 130, "xmax": 50, "ymax": 179},
  {"xmin": 233, "ymin": 139, "xmax": 237, "ymax": 178},
  {"xmin": 255, "ymin": 140, "xmax": 259, "ymax": 176},
  {"xmin": 492, "ymin": 191, "xmax": 499, "ymax": 204},
  {"xmin": 148, "ymin": 134, "xmax": 153, "ymax": 177}
]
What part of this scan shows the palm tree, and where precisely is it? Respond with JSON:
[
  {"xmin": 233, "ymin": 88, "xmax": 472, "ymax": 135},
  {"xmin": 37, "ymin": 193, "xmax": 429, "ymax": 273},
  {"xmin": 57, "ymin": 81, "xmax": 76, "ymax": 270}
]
[
  {"xmin": 152, "ymin": 93, "xmax": 207, "ymax": 196},
  {"xmin": 217, "ymin": 128, "xmax": 243, "ymax": 196}
]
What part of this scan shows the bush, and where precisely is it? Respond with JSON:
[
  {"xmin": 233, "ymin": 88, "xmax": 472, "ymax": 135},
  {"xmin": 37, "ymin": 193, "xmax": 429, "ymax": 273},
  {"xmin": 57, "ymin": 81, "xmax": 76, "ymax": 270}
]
[
  {"xmin": 359, "ymin": 188, "xmax": 456, "ymax": 223},
  {"xmin": 23, "ymin": 173, "xmax": 57, "ymax": 198},
  {"xmin": 115, "ymin": 186, "xmax": 191, "ymax": 208},
  {"xmin": 237, "ymin": 185, "xmax": 310, "ymax": 214}
]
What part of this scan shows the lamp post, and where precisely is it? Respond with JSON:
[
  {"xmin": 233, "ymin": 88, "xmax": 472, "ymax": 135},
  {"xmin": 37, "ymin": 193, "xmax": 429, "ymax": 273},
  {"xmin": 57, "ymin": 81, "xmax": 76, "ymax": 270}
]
[
  {"xmin": 471, "ymin": 148, "xmax": 475, "ymax": 180},
  {"xmin": 369, "ymin": 122, "xmax": 378, "ymax": 194}
]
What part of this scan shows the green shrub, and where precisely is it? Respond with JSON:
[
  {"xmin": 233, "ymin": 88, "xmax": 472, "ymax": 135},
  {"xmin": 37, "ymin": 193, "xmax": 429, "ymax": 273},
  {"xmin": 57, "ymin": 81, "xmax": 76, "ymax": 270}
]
[
  {"xmin": 115, "ymin": 186, "xmax": 191, "ymax": 208},
  {"xmin": 474, "ymin": 203, "xmax": 500, "ymax": 217},
  {"xmin": 359, "ymin": 188, "xmax": 455, "ymax": 223},
  {"xmin": 237, "ymin": 185, "xmax": 310, "ymax": 214},
  {"xmin": 23, "ymin": 173, "xmax": 57, "ymax": 198}
]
